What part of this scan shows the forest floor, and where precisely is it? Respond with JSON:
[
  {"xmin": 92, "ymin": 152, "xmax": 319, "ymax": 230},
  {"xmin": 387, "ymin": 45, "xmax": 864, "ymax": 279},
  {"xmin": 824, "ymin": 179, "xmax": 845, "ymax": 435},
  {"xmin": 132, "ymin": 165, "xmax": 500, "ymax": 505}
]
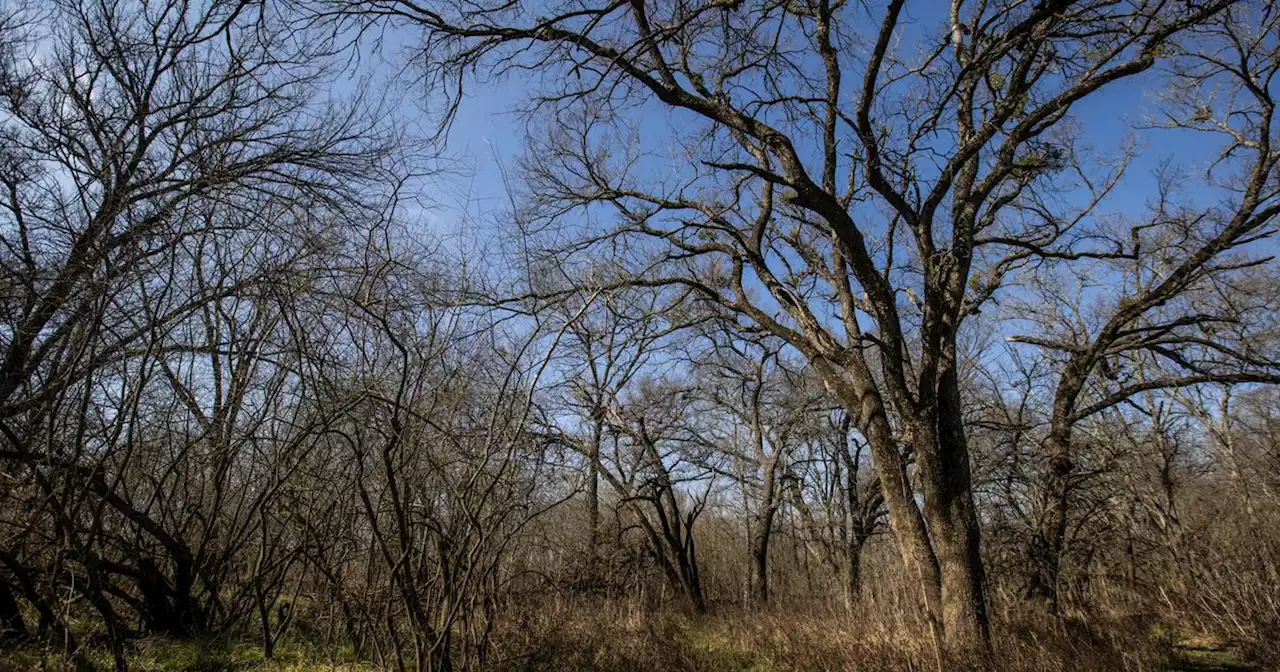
[{"xmin": 0, "ymin": 608, "xmax": 1268, "ymax": 671}]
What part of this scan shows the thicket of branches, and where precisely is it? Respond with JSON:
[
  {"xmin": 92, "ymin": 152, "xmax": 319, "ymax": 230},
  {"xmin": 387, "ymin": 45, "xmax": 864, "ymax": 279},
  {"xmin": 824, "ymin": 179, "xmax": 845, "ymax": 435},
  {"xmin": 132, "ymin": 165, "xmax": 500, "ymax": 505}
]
[{"xmin": 2, "ymin": 0, "xmax": 1280, "ymax": 671}]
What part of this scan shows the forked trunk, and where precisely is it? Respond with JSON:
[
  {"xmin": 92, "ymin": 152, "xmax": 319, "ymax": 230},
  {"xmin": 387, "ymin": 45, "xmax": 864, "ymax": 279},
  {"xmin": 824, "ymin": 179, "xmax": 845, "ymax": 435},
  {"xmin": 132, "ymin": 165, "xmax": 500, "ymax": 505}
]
[
  {"xmin": 824, "ymin": 358, "xmax": 989, "ymax": 652},
  {"xmin": 833, "ymin": 380, "xmax": 943, "ymax": 633}
]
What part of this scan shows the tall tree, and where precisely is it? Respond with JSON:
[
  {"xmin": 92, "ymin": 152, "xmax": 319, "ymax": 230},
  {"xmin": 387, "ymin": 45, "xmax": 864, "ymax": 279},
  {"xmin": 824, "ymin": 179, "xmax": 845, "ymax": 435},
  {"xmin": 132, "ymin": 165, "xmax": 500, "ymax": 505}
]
[{"xmin": 335, "ymin": 0, "xmax": 1231, "ymax": 649}]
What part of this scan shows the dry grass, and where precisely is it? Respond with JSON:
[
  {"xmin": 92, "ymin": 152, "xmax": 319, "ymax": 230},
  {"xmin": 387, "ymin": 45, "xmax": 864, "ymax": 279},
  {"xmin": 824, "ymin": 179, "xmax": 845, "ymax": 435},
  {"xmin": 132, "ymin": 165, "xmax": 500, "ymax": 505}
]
[
  {"xmin": 483, "ymin": 597, "xmax": 1239, "ymax": 672},
  {"xmin": 0, "ymin": 637, "xmax": 373, "ymax": 672},
  {"xmin": 1, "ymin": 597, "xmax": 1265, "ymax": 671}
]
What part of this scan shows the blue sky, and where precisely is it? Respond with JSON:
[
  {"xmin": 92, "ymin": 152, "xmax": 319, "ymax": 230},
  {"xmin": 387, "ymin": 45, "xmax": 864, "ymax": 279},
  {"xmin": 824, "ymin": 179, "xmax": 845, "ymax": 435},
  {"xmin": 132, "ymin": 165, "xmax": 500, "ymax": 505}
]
[
  {"xmin": 357, "ymin": 8, "xmax": 1270, "ymax": 367},
  {"xmin": 404, "ymin": 32, "xmax": 1226, "ymax": 240}
]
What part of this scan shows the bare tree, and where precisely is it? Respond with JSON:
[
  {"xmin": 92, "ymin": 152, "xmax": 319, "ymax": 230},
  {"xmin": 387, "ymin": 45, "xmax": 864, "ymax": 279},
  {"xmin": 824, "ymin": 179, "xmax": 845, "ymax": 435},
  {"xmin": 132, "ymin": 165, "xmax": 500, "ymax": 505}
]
[
  {"xmin": 695, "ymin": 327, "xmax": 806, "ymax": 606},
  {"xmin": 603, "ymin": 379, "xmax": 716, "ymax": 613},
  {"xmin": 1009, "ymin": 2, "xmax": 1280, "ymax": 608},
  {"xmin": 545, "ymin": 283, "xmax": 698, "ymax": 579},
  {"xmin": 322, "ymin": 0, "xmax": 1238, "ymax": 649},
  {"xmin": 0, "ymin": 1, "xmax": 392, "ymax": 668},
  {"xmin": 789, "ymin": 408, "xmax": 887, "ymax": 609}
]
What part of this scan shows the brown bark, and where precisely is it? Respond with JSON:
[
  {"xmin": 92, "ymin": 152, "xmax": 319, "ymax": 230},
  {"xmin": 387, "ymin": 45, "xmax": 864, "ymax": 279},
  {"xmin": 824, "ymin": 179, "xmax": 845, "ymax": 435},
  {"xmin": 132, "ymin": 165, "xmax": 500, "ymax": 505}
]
[
  {"xmin": 587, "ymin": 417, "xmax": 603, "ymax": 568},
  {"xmin": 913, "ymin": 366, "xmax": 991, "ymax": 649},
  {"xmin": 1027, "ymin": 434, "xmax": 1073, "ymax": 608},
  {"xmin": 936, "ymin": 368, "xmax": 993, "ymax": 647},
  {"xmin": 819, "ymin": 359, "xmax": 943, "ymax": 638},
  {"xmin": 749, "ymin": 500, "xmax": 778, "ymax": 605}
]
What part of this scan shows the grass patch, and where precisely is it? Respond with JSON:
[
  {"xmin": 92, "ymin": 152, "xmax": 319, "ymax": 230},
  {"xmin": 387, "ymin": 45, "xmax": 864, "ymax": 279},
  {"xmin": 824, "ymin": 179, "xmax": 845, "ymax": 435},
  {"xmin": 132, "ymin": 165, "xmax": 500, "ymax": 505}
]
[
  {"xmin": 677, "ymin": 618, "xmax": 778, "ymax": 672},
  {"xmin": 1165, "ymin": 635, "xmax": 1257, "ymax": 671}
]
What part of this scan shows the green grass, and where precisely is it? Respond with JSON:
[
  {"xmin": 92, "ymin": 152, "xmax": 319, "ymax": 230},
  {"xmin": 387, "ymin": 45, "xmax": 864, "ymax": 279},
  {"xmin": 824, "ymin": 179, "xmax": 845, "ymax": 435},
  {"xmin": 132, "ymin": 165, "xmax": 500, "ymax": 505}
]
[
  {"xmin": 677, "ymin": 619, "xmax": 778, "ymax": 672},
  {"xmin": 1165, "ymin": 636, "xmax": 1257, "ymax": 672}
]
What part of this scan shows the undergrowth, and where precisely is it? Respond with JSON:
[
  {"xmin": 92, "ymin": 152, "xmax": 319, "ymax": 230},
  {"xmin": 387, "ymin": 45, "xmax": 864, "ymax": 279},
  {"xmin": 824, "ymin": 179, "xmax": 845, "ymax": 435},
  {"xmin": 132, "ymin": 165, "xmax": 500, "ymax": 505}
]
[{"xmin": 5, "ymin": 599, "xmax": 1265, "ymax": 672}]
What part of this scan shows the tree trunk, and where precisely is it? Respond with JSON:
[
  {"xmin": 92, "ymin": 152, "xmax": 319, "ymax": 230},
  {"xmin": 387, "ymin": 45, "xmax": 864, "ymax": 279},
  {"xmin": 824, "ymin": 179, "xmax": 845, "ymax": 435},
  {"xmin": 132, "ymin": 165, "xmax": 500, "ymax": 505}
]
[
  {"xmin": 915, "ymin": 366, "xmax": 991, "ymax": 651},
  {"xmin": 845, "ymin": 532, "xmax": 867, "ymax": 610},
  {"xmin": 749, "ymin": 512, "xmax": 773, "ymax": 606},
  {"xmin": 827, "ymin": 370, "xmax": 942, "ymax": 635},
  {"xmin": 684, "ymin": 558, "xmax": 706, "ymax": 613},
  {"xmin": 255, "ymin": 578, "xmax": 276, "ymax": 660},
  {"xmin": 821, "ymin": 357, "xmax": 990, "ymax": 650},
  {"xmin": 932, "ymin": 498, "xmax": 990, "ymax": 652},
  {"xmin": 750, "ymin": 468, "xmax": 780, "ymax": 606},
  {"xmin": 1027, "ymin": 433, "xmax": 1072, "ymax": 610},
  {"xmin": 678, "ymin": 511, "xmax": 706, "ymax": 613},
  {"xmin": 588, "ymin": 419, "xmax": 602, "ymax": 568},
  {"xmin": 0, "ymin": 580, "xmax": 25, "ymax": 641}
]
